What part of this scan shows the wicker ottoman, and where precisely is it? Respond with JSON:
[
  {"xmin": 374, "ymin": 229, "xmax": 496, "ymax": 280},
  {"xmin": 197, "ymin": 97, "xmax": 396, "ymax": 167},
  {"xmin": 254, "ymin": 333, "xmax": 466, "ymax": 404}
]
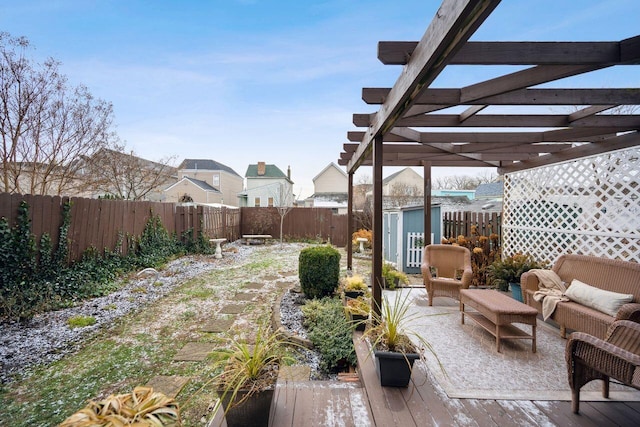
[{"xmin": 460, "ymin": 289, "xmax": 538, "ymax": 353}]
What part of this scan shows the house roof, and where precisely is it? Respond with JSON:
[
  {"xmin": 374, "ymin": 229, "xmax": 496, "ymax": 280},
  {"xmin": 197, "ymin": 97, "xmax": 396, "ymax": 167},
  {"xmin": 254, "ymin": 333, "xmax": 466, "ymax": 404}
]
[
  {"xmin": 310, "ymin": 192, "xmax": 349, "ymax": 203},
  {"xmin": 382, "ymin": 167, "xmax": 421, "ymax": 185},
  {"xmin": 312, "ymin": 162, "xmax": 347, "ymax": 182},
  {"xmin": 165, "ymin": 177, "xmax": 220, "ymax": 193},
  {"xmin": 178, "ymin": 159, "xmax": 241, "ymax": 177},
  {"xmin": 245, "ymin": 164, "xmax": 292, "ymax": 183},
  {"xmin": 475, "ymin": 181, "xmax": 504, "ymax": 198}
]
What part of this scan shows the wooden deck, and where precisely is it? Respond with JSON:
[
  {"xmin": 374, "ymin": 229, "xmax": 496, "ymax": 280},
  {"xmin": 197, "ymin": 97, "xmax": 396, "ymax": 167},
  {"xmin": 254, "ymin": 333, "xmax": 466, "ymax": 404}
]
[{"xmin": 258, "ymin": 332, "xmax": 640, "ymax": 427}]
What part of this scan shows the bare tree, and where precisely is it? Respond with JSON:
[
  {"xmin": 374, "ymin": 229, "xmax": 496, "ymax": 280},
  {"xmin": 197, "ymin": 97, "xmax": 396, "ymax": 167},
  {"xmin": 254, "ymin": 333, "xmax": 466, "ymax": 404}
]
[
  {"xmin": 80, "ymin": 147, "xmax": 176, "ymax": 200},
  {"xmin": 271, "ymin": 182, "xmax": 294, "ymax": 248},
  {"xmin": 432, "ymin": 172, "xmax": 497, "ymax": 190},
  {"xmin": 353, "ymin": 174, "xmax": 372, "ymax": 229},
  {"xmin": 0, "ymin": 32, "xmax": 116, "ymax": 195},
  {"xmin": 388, "ymin": 181, "xmax": 422, "ymax": 207}
]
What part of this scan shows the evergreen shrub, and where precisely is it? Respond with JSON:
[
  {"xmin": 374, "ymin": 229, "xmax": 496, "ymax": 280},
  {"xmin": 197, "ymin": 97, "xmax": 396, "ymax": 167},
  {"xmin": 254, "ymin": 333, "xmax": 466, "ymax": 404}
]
[{"xmin": 298, "ymin": 245, "xmax": 340, "ymax": 299}]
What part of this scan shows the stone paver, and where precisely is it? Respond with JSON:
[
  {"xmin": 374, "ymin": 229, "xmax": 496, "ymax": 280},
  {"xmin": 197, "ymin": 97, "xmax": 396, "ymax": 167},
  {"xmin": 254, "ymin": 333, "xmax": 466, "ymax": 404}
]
[
  {"xmin": 243, "ymin": 282, "xmax": 264, "ymax": 290},
  {"xmin": 232, "ymin": 292, "xmax": 255, "ymax": 301},
  {"xmin": 145, "ymin": 375, "xmax": 190, "ymax": 398},
  {"xmin": 173, "ymin": 342, "xmax": 217, "ymax": 361},
  {"xmin": 219, "ymin": 303, "xmax": 245, "ymax": 314},
  {"xmin": 201, "ymin": 318, "xmax": 235, "ymax": 333}
]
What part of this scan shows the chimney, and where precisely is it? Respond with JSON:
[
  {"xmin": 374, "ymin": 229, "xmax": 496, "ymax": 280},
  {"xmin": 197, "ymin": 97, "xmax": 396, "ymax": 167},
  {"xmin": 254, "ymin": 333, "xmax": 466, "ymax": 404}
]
[
  {"xmin": 257, "ymin": 162, "xmax": 266, "ymax": 176},
  {"xmin": 287, "ymin": 165, "xmax": 291, "ymax": 180}
]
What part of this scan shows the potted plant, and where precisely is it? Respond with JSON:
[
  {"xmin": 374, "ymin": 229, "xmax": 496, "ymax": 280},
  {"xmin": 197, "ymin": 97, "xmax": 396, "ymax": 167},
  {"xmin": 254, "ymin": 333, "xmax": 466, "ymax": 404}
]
[
  {"xmin": 382, "ymin": 262, "xmax": 409, "ymax": 290},
  {"xmin": 487, "ymin": 253, "xmax": 548, "ymax": 302},
  {"xmin": 363, "ymin": 292, "xmax": 443, "ymax": 387},
  {"xmin": 344, "ymin": 297, "xmax": 370, "ymax": 331},
  {"xmin": 60, "ymin": 386, "xmax": 180, "ymax": 426},
  {"xmin": 212, "ymin": 325, "xmax": 296, "ymax": 427},
  {"xmin": 342, "ymin": 274, "xmax": 368, "ymax": 298}
]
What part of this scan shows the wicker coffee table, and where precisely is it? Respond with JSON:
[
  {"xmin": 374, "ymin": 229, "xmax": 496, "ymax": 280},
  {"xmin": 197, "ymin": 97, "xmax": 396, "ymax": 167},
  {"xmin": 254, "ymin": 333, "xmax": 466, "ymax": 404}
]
[{"xmin": 460, "ymin": 289, "xmax": 538, "ymax": 353}]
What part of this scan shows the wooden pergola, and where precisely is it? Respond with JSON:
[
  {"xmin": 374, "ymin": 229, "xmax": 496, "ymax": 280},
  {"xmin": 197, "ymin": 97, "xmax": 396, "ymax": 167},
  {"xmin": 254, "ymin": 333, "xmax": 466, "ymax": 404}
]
[{"xmin": 339, "ymin": 0, "xmax": 640, "ymax": 316}]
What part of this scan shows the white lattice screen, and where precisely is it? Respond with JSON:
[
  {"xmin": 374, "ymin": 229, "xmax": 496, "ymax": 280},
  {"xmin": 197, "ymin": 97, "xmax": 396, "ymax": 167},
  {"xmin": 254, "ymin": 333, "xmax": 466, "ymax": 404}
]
[{"xmin": 503, "ymin": 147, "xmax": 640, "ymax": 264}]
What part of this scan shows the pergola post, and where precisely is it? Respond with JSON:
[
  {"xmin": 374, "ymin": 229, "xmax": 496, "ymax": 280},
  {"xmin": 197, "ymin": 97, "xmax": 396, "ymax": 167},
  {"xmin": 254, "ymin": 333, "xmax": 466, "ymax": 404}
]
[
  {"xmin": 423, "ymin": 161, "xmax": 432, "ymax": 245},
  {"xmin": 371, "ymin": 135, "xmax": 383, "ymax": 318},
  {"xmin": 347, "ymin": 171, "xmax": 354, "ymax": 271}
]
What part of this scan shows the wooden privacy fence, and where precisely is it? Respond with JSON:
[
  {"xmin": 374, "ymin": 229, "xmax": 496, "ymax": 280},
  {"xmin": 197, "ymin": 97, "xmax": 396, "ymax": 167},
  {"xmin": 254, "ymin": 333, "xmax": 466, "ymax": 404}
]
[
  {"xmin": 442, "ymin": 211, "xmax": 502, "ymax": 241},
  {"xmin": 0, "ymin": 193, "xmax": 240, "ymax": 262},
  {"xmin": 240, "ymin": 207, "xmax": 349, "ymax": 247}
]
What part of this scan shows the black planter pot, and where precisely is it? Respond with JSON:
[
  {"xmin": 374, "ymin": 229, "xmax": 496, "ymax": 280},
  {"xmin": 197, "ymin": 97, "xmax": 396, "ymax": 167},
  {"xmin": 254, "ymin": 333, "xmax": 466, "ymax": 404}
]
[
  {"xmin": 349, "ymin": 313, "xmax": 368, "ymax": 331},
  {"xmin": 374, "ymin": 350, "xmax": 419, "ymax": 387},
  {"xmin": 220, "ymin": 388, "xmax": 275, "ymax": 427},
  {"xmin": 344, "ymin": 290, "xmax": 365, "ymax": 299}
]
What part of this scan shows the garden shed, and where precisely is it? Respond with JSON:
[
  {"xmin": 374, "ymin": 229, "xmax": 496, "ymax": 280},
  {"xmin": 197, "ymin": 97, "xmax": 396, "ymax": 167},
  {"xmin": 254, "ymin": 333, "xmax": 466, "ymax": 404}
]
[{"xmin": 383, "ymin": 204, "xmax": 442, "ymax": 274}]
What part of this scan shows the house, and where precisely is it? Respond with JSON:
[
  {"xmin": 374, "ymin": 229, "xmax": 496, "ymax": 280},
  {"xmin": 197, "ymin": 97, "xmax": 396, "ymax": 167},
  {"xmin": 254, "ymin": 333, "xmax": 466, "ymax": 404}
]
[
  {"xmin": 164, "ymin": 159, "xmax": 243, "ymax": 206},
  {"xmin": 305, "ymin": 162, "xmax": 348, "ymax": 213},
  {"xmin": 239, "ymin": 162, "xmax": 294, "ymax": 207}
]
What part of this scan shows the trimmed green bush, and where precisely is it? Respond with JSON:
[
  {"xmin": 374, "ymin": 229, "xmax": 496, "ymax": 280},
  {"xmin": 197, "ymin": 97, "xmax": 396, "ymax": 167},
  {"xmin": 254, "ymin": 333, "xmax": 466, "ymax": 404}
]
[
  {"xmin": 301, "ymin": 297, "xmax": 356, "ymax": 372},
  {"xmin": 298, "ymin": 245, "xmax": 340, "ymax": 299}
]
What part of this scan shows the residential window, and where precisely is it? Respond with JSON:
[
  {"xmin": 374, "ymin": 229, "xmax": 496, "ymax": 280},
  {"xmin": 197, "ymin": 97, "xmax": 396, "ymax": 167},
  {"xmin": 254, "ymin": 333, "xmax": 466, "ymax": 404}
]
[
  {"xmin": 268, "ymin": 197, "xmax": 274, "ymax": 207},
  {"xmin": 254, "ymin": 197, "xmax": 261, "ymax": 207},
  {"xmin": 213, "ymin": 174, "xmax": 220, "ymax": 187}
]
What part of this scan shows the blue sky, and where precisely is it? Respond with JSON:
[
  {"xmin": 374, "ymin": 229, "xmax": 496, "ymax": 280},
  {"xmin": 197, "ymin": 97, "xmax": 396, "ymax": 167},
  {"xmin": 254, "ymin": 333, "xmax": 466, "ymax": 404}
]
[{"xmin": 1, "ymin": 1, "xmax": 638, "ymax": 198}]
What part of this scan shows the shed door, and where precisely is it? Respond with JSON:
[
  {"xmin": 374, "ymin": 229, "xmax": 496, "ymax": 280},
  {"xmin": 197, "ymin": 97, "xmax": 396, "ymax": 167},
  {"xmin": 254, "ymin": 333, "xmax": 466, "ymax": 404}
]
[{"xmin": 384, "ymin": 212, "xmax": 399, "ymax": 265}]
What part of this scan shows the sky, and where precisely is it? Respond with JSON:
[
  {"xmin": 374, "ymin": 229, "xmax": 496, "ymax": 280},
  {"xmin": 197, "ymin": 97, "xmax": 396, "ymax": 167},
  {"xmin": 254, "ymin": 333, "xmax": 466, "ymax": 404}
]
[{"xmin": 1, "ymin": 0, "xmax": 639, "ymax": 199}]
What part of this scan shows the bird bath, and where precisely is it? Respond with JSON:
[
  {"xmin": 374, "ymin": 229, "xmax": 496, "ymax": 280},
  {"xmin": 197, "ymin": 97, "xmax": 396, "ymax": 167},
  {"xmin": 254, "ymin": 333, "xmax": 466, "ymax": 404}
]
[
  {"xmin": 209, "ymin": 238, "xmax": 227, "ymax": 259},
  {"xmin": 356, "ymin": 237, "xmax": 368, "ymax": 253}
]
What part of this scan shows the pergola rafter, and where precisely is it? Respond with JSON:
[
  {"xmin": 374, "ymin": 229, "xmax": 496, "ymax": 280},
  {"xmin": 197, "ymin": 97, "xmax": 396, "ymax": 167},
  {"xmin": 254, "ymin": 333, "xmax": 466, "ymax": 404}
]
[{"xmin": 338, "ymin": 0, "xmax": 640, "ymax": 316}]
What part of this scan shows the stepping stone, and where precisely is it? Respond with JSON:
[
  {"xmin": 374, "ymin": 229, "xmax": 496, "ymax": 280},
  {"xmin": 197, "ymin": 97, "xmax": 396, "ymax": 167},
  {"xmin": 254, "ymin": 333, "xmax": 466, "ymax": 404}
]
[
  {"xmin": 279, "ymin": 365, "xmax": 311, "ymax": 382},
  {"xmin": 244, "ymin": 282, "xmax": 264, "ymax": 290},
  {"xmin": 201, "ymin": 318, "xmax": 235, "ymax": 333},
  {"xmin": 262, "ymin": 275, "xmax": 279, "ymax": 281},
  {"xmin": 219, "ymin": 304, "xmax": 245, "ymax": 314},
  {"xmin": 173, "ymin": 342, "xmax": 216, "ymax": 361},
  {"xmin": 279, "ymin": 271, "xmax": 297, "ymax": 277},
  {"xmin": 145, "ymin": 375, "xmax": 190, "ymax": 398},
  {"xmin": 275, "ymin": 280, "xmax": 290, "ymax": 289},
  {"xmin": 232, "ymin": 292, "xmax": 255, "ymax": 301}
]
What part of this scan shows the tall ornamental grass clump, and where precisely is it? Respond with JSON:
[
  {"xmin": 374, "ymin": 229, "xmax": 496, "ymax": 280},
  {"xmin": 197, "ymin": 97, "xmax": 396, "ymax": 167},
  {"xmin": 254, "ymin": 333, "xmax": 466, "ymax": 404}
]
[{"xmin": 298, "ymin": 245, "xmax": 340, "ymax": 299}]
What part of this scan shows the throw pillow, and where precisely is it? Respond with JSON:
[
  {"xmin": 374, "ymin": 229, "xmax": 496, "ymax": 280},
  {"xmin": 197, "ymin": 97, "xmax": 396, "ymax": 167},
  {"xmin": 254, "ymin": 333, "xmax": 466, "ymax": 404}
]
[{"xmin": 564, "ymin": 279, "xmax": 634, "ymax": 317}]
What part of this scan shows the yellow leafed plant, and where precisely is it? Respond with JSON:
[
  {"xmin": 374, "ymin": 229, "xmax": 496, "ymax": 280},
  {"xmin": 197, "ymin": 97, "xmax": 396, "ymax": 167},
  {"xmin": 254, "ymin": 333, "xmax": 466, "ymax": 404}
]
[{"xmin": 59, "ymin": 386, "xmax": 180, "ymax": 426}]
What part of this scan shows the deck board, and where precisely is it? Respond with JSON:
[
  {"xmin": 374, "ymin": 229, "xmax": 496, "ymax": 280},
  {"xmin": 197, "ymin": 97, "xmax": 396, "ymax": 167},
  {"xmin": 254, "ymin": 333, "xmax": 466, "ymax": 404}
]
[{"xmin": 263, "ymin": 329, "xmax": 640, "ymax": 427}]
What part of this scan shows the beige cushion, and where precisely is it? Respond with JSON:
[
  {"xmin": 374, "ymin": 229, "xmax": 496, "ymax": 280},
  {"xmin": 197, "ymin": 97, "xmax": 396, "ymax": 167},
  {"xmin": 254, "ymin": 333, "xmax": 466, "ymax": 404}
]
[{"xmin": 564, "ymin": 279, "xmax": 634, "ymax": 317}]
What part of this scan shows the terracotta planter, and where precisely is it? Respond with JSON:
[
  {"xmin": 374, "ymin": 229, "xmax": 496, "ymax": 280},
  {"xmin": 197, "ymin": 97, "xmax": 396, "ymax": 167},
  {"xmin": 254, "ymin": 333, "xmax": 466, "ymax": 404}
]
[
  {"xmin": 220, "ymin": 388, "xmax": 275, "ymax": 427},
  {"xmin": 374, "ymin": 350, "xmax": 419, "ymax": 387}
]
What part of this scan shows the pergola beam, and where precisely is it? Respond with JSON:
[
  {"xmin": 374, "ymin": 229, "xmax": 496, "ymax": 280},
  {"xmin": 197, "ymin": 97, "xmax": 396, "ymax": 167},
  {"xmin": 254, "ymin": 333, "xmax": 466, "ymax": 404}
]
[
  {"xmin": 498, "ymin": 131, "xmax": 640, "ymax": 173},
  {"xmin": 346, "ymin": 0, "xmax": 501, "ymax": 173},
  {"xmin": 378, "ymin": 37, "xmax": 640, "ymax": 65},
  {"xmin": 362, "ymin": 88, "xmax": 640, "ymax": 106},
  {"xmin": 378, "ymin": 40, "xmax": 627, "ymax": 65}
]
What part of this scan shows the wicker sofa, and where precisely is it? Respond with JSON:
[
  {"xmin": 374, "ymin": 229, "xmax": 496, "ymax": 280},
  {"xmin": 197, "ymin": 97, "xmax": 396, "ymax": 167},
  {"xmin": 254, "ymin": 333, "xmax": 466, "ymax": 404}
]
[{"xmin": 522, "ymin": 254, "xmax": 640, "ymax": 340}]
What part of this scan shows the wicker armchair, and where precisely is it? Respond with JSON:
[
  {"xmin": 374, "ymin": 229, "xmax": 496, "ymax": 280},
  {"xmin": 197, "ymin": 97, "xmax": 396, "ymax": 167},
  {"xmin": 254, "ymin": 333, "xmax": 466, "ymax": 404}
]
[
  {"xmin": 566, "ymin": 320, "xmax": 640, "ymax": 413},
  {"xmin": 421, "ymin": 244, "xmax": 472, "ymax": 306}
]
